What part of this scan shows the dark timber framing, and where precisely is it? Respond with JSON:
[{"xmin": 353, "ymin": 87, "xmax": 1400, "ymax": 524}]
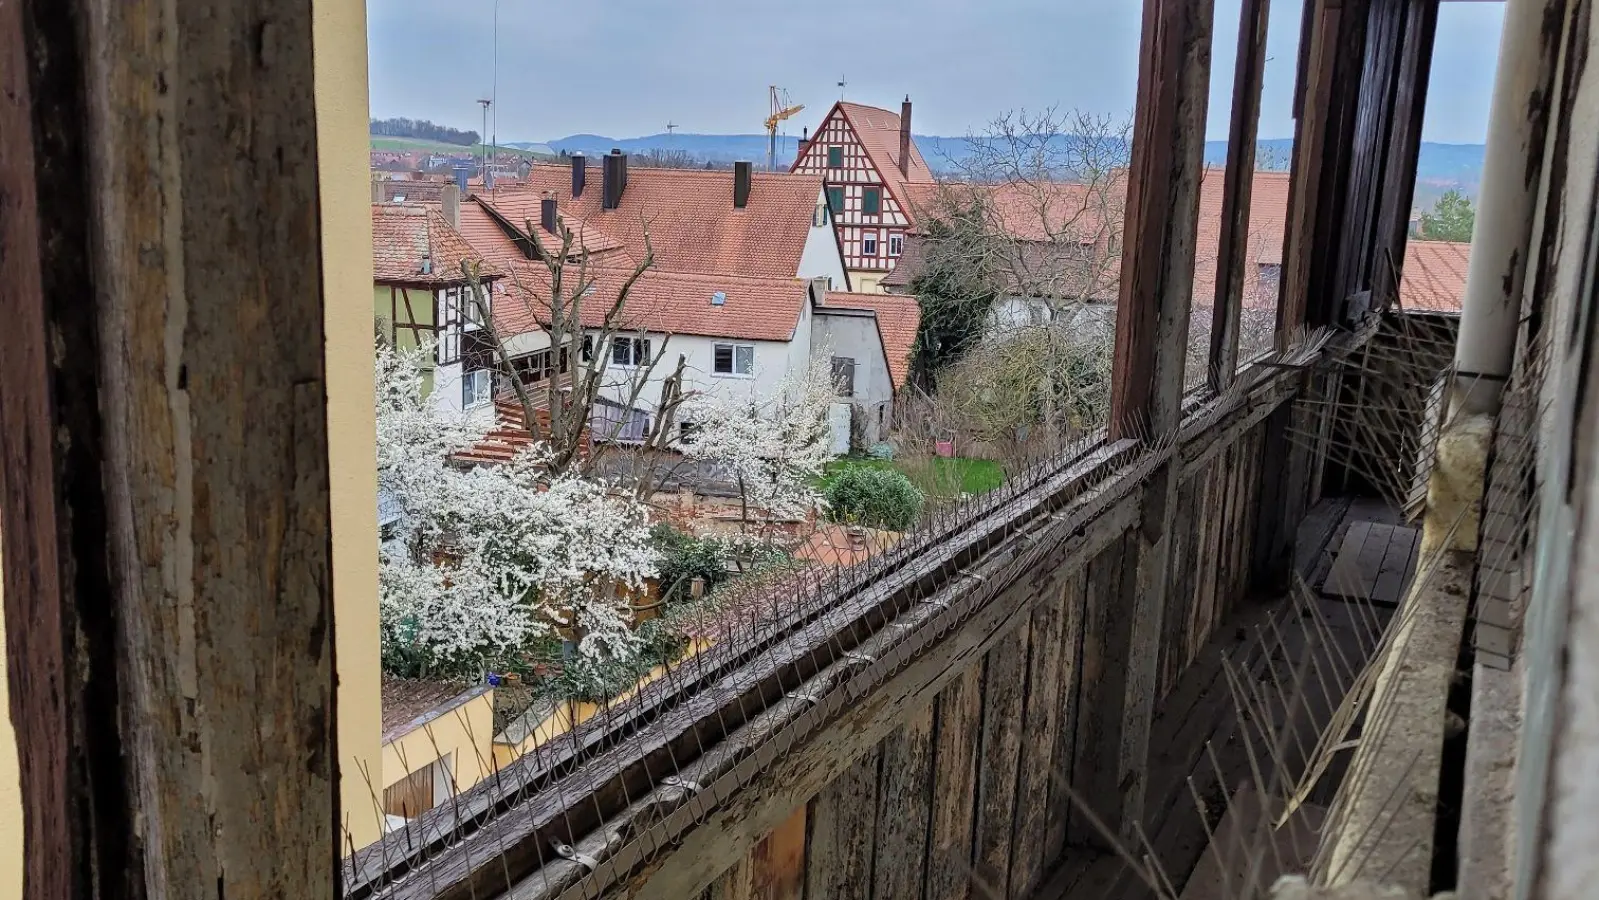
[
  {"xmin": 1098, "ymin": 0, "xmax": 1217, "ymax": 846},
  {"xmin": 1208, "ymin": 0, "xmax": 1272, "ymax": 392},
  {"xmin": 0, "ymin": 0, "xmax": 339, "ymax": 896}
]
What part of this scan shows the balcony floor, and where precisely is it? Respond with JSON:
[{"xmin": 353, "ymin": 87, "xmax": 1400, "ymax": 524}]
[{"xmin": 1033, "ymin": 497, "xmax": 1402, "ymax": 900}]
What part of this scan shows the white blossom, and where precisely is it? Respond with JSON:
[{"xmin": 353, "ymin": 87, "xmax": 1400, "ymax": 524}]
[
  {"xmin": 681, "ymin": 354, "xmax": 838, "ymax": 523},
  {"xmin": 375, "ymin": 342, "xmax": 657, "ymax": 676}
]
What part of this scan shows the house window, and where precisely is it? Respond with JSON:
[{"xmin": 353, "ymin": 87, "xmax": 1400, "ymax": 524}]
[
  {"xmin": 581, "ymin": 334, "xmax": 594, "ymax": 362},
  {"xmin": 888, "ymin": 234, "xmax": 904, "ymax": 257},
  {"xmin": 827, "ymin": 146, "xmax": 844, "ymax": 168},
  {"xmin": 827, "ymin": 187, "xmax": 844, "ymax": 214},
  {"xmin": 462, "ymin": 284, "xmax": 487, "ymax": 330},
  {"xmin": 612, "ymin": 337, "xmax": 651, "ymax": 367},
  {"xmin": 862, "ymin": 235, "xmax": 878, "ymax": 256},
  {"xmin": 437, "ymin": 288, "xmax": 462, "ymax": 364},
  {"xmin": 713, "ymin": 343, "xmax": 755, "ymax": 376},
  {"xmin": 813, "ymin": 202, "xmax": 828, "ymax": 228},
  {"xmin": 461, "ymin": 369, "xmax": 491, "ymax": 407},
  {"xmin": 831, "ymin": 356, "xmax": 856, "ymax": 398},
  {"xmin": 862, "ymin": 188, "xmax": 881, "ymax": 216},
  {"xmin": 679, "ymin": 421, "xmax": 700, "ymax": 444}
]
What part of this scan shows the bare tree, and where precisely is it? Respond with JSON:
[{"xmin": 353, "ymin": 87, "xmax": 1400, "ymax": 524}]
[
  {"xmin": 461, "ymin": 217, "xmax": 693, "ymax": 493},
  {"xmin": 909, "ymin": 108, "xmax": 1132, "ymax": 453}
]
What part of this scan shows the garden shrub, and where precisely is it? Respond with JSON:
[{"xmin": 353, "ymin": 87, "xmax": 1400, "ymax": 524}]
[{"xmin": 824, "ymin": 467, "xmax": 925, "ymax": 531}]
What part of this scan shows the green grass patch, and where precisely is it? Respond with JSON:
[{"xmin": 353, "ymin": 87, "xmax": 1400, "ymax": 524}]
[{"xmin": 821, "ymin": 455, "xmax": 1003, "ymax": 499}]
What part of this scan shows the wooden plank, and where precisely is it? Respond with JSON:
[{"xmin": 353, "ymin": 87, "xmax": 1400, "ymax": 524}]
[
  {"xmin": 1042, "ymin": 569, "xmax": 1090, "ymax": 872},
  {"xmin": 871, "ymin": 703, "xmax": 935, "ymax": 900},
  {"xmin": 1109, "ymin": 0, "xmax": 1218, "ymax": 438},
  {"xmin": 1179, "ymin": 787, "xmax": 1326, "ymax": 900},
  {"xmin": 973, "ymin": 623, "xmax": 1032, "ymax": 899},
  {"xmin": 1009, "ymin": 579, "xmax": 1074, "ymax": 899},
  {"xmin": 1372, "ymin": 525, "xmax": 1421, "ymax": 606},
  {"xmin": 1, "ymin": 0, "xmax": 337, "ymax": 896},
  {"xmin": 1372, "ymin": 0, "xmax": 1440, "ymax": 309},
  {"xmin": 804, "ymin": 751, "xmax": 880, "ymax": 900},
  {"xmin": 1323, "ymin": 521, "xmax": 1376, "ymax": 599},
  {"xmin": 706, "ymin": 806, "xmax": 809, "ymax": 900},
  {"xmin": 926, "ymin": 663, "xmax": 984, "ymax": 900},
  {"xmin": 1208, "ymin": 0, "xmax": 1273, "ymax": 390},
  {"xmin": 1068, "ymin": 534, "xmax": 1133, "ymax": 849}
]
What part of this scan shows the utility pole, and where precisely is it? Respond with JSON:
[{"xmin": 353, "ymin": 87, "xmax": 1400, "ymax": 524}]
[{"xmin": 477, "ymin": 98, "xmax": 492, "ymax": 181}]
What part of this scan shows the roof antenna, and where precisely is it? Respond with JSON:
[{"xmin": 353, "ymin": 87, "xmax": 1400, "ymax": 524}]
[{"xmin": 837, "ymin": 75, "xmax": 847, "ymax": 101}]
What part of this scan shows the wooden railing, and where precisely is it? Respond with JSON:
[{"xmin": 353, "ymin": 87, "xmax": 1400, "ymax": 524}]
[{"xmin": 343, "ymin": 344, "xmax": 1322, "ymax": 900}]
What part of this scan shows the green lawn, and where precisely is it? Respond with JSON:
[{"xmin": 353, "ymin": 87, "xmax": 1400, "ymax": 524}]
[
  {"xmin": 821, "ymin": 456, "xmax": 1004, "ymax": 499},
  {"xmin": 370, "ymin": 136, "xmax": 553, "ymax": 159}
]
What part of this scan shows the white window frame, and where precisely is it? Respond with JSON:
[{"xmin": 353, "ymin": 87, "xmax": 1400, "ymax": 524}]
[
  {"xmin": 888, "ymin": 234, "xmax": 904, "ymax": 257},
  {"xmin": 712, "ymin": 342, "xmax": 756, "ymax": 378},
  {"xmin": 437, "ymin": 287, "xmax": 462, "ymax": 364},
  {"xmin": 461, "ymin": 368, "xmax": 491, "ymax": 408},
  {"xmin": 862, "ymin": 235, "xmax": 879, "ymax": 257}
]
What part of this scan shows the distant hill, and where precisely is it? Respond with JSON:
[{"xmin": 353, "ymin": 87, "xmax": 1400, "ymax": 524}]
[{"xmin": 534, "ymin": 131, "xmax": 1485, "ymax": 203}]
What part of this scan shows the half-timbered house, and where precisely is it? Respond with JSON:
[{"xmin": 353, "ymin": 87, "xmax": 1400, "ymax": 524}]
[{"xmin": 792, "ymin": 99, "xmax": 936, "ymax": 294}]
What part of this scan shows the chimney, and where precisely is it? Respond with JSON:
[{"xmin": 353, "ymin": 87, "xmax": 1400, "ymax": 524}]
[
  {"xmin": 809, "ymin": 276, "xmax": 831, "ymax": 307},
  {"xmin": 540, "ymin": 192, "xmax": 558, "ymax": 233},
  {"xmin": 571, "ymin": 153, "xmax": 587, "ymax": 197},
  {"xmin": 899, "ymin": 96, "xmax": 913, "ymax": 178},
  {"xmin": 454, "ymin": 166, "xmax": 471, "ymax": 193},
  {"xmin": 797, "ymin": 126, "xmax": 811, "ymax": 160},
  {"xmin": 733, "ymin": 160, "xmax": 752, "ymax": 209},
  {"xmin": 371, "ymin": 179, "xmax": 384, "ymax": 203},
  {"xmin": 440, "ymin": 182, "xmax": 461, "ymax": 229},
  {"xmin": 602, "ymin": 149, "xmax": 627, "ymax": 210}
]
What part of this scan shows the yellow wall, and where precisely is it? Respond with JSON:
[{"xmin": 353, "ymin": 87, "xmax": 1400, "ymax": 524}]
[
  {"xmin": 850, "ymin": 271, "xmax": 885, "ymax": 294},
  {"xmin": 0, "ymin": 542, "xmax": 20, "ymax": 900},
  {"xmin": 315, "ymin": 0, "xmax": 385, "ymax": 852},
  {"xmin": 374, "ymin": 283, "xmax": 437, "ymax": 394},
  {"xmin": 382, "ymin": 690, "xmax": 498, "ymax": 801}
]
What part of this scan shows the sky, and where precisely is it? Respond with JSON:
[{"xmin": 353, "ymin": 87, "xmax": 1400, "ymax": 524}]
[{"xmin": 366, "ymin": 0, "xmax": 1504, "ymax": 145}]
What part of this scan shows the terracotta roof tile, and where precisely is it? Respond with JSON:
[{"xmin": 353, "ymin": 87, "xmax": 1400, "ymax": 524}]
[
  {"xmin": 495, "ymin": 265, "xmax": 811, "ymax": 343},
  {"xmin": 824, "ymin": 291, "xmax": 922, "ymax": 388},
  {"xmin": 372, "ymin": 203, "xmax": 498, "ymax": 285},
  {"xmin": 455, "ymin": 196, "xmax": 630, "ymax": 271},
  {"xmin": 1399, "ymin": 240, "xmax": 1469, "ymax": 312},
  {"xmin": 833, "ymin": 102, "xmax": 937, "ymax": 214},
  {"xmin": 474, "ymin": 164, "xmax": 826, "ymax": 280}
]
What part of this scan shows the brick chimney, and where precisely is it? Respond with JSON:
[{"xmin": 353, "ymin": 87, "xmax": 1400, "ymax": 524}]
[
  {"xmin": 571, "ymin": 152, "xmax": 586, "ymax": 197},
  {"xmin": 733, "ymin": 160, "xmax": 752, "ymax": 209},
  {"xmin": 899, "ymin": 96, "xmax": 913, "ymax": 178},
  {"xmin": 370, "ymin": 179, "xmax": 384, "ymax": 203},
  {"xmin": 440, "ymin": 182, "xmax": 461, "ymax": 229},
  {"xmin": 602, "ymin": 149, "xmax": 627, "ymax": 210},
  {"xmin": 540, "ymin": 192, "xmax": 558, "ymax": 233},
  {"xmin": 797, "ymin": 126, "xmax": 811, "ymax": 161}
]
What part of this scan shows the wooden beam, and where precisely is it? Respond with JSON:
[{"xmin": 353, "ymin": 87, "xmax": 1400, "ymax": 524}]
[
  {"xmin": 1208, "ymin": 0, "xmax": 1273, "ymax": 391},
  {"xmin": 1109, "ymin": 0, "xmax": 1217, "ymax": 440},
  {"xmin": 0, "ymin": 0, "xmax": 338, "ymax": 895},
  {"xmin": 1103, "ymin": 0, "xmax": 1218, "ymax": 851},
  {"xmin": 1372, "ymin": 0, "xmax": 1440, "ymax": 309}
]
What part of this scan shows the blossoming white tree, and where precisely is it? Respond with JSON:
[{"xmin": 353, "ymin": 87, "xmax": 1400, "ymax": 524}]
[
  {"xmin": 681, "ymin": 354, "xmax": 838, "ymax": 529},
  {"xmin": 375, "ymin": 342, "xmax": 657, "ymax": 678}
]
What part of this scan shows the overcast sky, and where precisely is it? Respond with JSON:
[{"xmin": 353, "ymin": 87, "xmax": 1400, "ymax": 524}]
[{"xmin": 367, "ymin": 0, "xmax": 1503, "ymax": 144}]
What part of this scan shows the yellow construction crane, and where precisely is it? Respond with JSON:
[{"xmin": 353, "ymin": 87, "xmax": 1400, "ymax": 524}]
[{"xmin": 766, "ymin": 86, "xmax": 805, "ymax": 172}]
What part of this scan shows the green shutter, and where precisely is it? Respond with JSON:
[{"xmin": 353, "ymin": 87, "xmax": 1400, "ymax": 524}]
[
  {"xmin": 863, "ymin": 188, "xmax": 881, "ymax": 215},
  {"xmin": 827, "ymin": 146, "xmax": 844, "ymax": 168},
  {"xmin": 827, "ymin": 187, "xmax": 844, "ymax": 213}
]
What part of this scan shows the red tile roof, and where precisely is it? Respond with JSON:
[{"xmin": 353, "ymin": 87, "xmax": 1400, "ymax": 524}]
[
  {"xmin": 456, "ymin": 195, "xmax": 629, "ymax": 269},
  {"xmin": 1399, "ymin": 240, "xmax": 1469, "ymax": 312},
  {"xmin": 473, "ymin": 164, "xmax": 827, "ymax": 280},
  {"xmin": 372, "ymin": 203, "xmax": 498, "ymax": 285},
  {"xmin": 495, "ymin": 264, "xmax": 811, "ymax": 343},
  {"xmin": 824, "ymin": 291, "xmax": 922, "ymax": 388},
  {"xmin": 833, "ymin": 102, "xmax": 937, "ymax": 209}
]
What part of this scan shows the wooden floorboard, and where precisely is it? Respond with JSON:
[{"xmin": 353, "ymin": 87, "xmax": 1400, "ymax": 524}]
[{"xmin": 1028, "ymin": 497, "xmax": 1394, "ymax": 900}]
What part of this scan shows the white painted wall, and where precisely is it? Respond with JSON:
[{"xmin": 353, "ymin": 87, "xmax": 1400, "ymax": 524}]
[
  {"xmin": 796, "ymin": 191, "xmax": 849, "ymax": 289},
  {"xmin": 591, "ymin": 331, "xmax": 797, "ymax": 417},
  {"xmin": 811, "ymin": 309, "xmax": 895, "ymax": 445}
]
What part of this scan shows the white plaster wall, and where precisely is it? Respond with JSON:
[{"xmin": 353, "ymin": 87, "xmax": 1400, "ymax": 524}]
[
  {"xmin": 797, "ymin": 193, "xmax": 849, "ymax": 288},
  {"xmin": 592, "ymin": 332, "xmax": 796, "ymax": 415},
  {"xmin": 811, "ymin": 311, "xmax": 895, "ymax": 444}
]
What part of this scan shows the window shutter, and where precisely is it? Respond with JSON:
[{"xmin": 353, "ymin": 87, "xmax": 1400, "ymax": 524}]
[
  {"xmin": 827, "ymin": 146, "xmax": 843, "ymax": 168},
  {"xmin": 827, "ymin": 187, "xmax": 844, "ymax": 214},
  {"xmin": 863, "ymin": 188, "xmax": 880, "ymax": 215}
]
